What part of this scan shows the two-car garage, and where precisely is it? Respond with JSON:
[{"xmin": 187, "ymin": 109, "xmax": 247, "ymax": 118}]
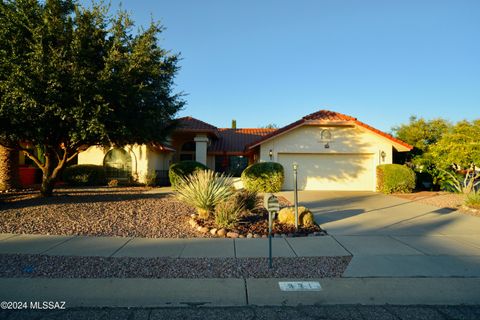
[
  {"xmin": 249, "ymin": 110, "xmax": 412, "ymax": 192},
  {"xmin": 277, "ymin": 153, "xmax": 376, "ymax": 191}
]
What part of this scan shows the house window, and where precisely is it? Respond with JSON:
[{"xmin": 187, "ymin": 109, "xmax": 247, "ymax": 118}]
[
  {"xmin": 215, "ymin": 155, "xmax": 248, "ymax": 177},
  {"xmin": 179, "ymin": 141, "xmax": 195, "ymax": 162}
]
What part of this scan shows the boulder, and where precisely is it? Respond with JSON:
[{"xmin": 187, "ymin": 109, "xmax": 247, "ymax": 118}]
[{"xmin": 277, "ymin": 206, "xmax": 315, "ymax": 227}]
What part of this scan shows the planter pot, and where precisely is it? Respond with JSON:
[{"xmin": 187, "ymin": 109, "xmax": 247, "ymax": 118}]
[{"xmin": 19, "ymin": 167, "xmax": 38, "ymax": 187}]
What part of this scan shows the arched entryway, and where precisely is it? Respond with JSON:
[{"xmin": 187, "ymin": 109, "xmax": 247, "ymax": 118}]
[{"xmin": 103, "ymin": 148, "xmax": 132, "ymax": 180}]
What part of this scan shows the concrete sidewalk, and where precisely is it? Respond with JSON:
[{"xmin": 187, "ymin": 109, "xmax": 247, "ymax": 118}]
[{"xmin": 0, "ymin": 233, "xmax": 350, "ymax": 258}]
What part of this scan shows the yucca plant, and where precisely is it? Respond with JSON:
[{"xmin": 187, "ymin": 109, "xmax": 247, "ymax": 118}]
[
  {"xmin": 214, "ymin": 197, "xmax": 245, "ymax": 229},
  {"xmin": 176, "ymin": 170, "xmax": 234, "ymax": 219}
]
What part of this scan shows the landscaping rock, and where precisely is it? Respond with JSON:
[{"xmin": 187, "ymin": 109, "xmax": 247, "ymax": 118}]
[
  {"xmin": 278, "ymin": 206, "xmax": 315, "ymax": 227},
  {"xmin": 190, "ymin": 213, "xmax": 198, "ymax": 219},
  {"xmin": 217, "ymin": 228, "xmax": 226, "ymax": 237},
  {"xmin": 253, "ymin": 234, "xmax": 261, "ymax": 238},
  {"xmin": 226, "ymin": 232, "xmax": 239, "ymax": 238},
  {"xmin": 199, "ymin": 227, "xmax": 209, "ymax": 234},
  {"xmin": 246, "ymin": 233, "xmax": 253, "ymax": 239},
  {"xmin": 189, "ymin": 219, "xmax": 197, "ymax": 228},
  {"xmin": 210, "ymin": 228, "xmax": 218, "ymax": 235},
  {"xmin": 238, "ymin": 235, "xmax": 245, "ymax": 238}
]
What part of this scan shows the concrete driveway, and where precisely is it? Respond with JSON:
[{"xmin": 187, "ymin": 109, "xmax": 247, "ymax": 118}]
[{"xmin": 278, "ymin": 191, "xmax": 480, "ymax": 277}]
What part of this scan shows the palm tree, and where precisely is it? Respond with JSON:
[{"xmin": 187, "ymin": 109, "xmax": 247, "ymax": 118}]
[{"xmin": 0, "ymin": 145, "xmax": 19, "ymax": 190}]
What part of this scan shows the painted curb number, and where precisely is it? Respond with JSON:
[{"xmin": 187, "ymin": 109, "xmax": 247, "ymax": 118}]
[{"xmin": 278, "ymin": 281, "xmax": 322, "ymax": 291}]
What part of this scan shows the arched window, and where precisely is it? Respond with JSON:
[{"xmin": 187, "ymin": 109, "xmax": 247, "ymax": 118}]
[{"xmin": 103, "ymin": 148, "xmax": 132, "ymax": 180}]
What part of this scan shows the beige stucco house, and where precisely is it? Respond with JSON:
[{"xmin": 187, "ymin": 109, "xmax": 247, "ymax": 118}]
[{"xmin": 78, "ymin": 110, "xmax": 412, "ymax": 190}]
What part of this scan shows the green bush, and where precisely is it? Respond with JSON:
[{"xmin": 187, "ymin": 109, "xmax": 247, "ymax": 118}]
[
  {"xmin": 175, "ymin": 170, "xmax": 234, "ymax": 219},
  {"xmin": 63, "ymin": 165, "xmax": 106, "ymax": 186},
  {"xmin": 377, "ymin": 164, "xmax": 416, "ymax": 194},
  {"xmin": 169, "ymin": 160, "xmax": 208, "ymax": 189},
  {"xmin": 214, "ymin": 197, "xmax": 244, "ymax": 229},
  {"xmin": 233, "ymin": 189, "xmax": 258, "ymax": 211},
  {"xmin": 465, "ymin": 192, "xmax": 480, "ymax": 209},
  {"xmin": 241, "ymin": 162, "xmax": 284, "ymax": 193}
]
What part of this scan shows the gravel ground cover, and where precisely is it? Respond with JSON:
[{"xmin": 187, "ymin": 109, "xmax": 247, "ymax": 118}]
[
  {"xmin": 0, "ymin": 187, "xmax": 203, "ymax": 238},
  {"xmin": 393, "ymin": 191, "xmax": 480, "ymax": 217},
  {"xmin": 0, "ymin": 254, "xmax": 350, "ymax": 278}
]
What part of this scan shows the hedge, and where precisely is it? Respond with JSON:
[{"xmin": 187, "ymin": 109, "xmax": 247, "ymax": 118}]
[
  {"xmin": 241, "ymin": 162, "xmax": 284, "ymax": 193},
  {"xmin": 62, "ymin": 164, "xmax": 106, "ymax": 186},
  {"xmin": 168, "ymin": 160, "xmax": 208, "ymax": 189},
  {"xmin": 376, "ymin": 164, "xmax": 416, "ymax": 194}
]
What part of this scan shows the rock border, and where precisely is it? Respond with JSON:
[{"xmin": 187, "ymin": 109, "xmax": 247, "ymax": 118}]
[{"xmin": 188, "ymin": 214, "xmax": 327, "ymax": 239}]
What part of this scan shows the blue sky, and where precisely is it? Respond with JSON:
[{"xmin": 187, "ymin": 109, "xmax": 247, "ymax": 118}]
[{"xmin": 82, "ymin": 0, "xmax": 479, "ymax": 132}]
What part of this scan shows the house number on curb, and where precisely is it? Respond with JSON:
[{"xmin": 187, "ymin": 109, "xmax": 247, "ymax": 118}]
[{"xmin": 278, "ymin": 281, "xmax": 322, "ymax": 292}]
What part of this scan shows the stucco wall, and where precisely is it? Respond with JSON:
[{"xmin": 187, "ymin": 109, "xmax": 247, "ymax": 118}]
[
  {"xmin": 78, "ymin": 145, "xmax": 172, "ymax": 184},
  {"xmin": 258, "ymin": 125, "xmax": 396, "ymax": 191}
]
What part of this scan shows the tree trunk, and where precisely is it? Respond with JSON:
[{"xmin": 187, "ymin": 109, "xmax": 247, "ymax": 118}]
[
  {"xmin": 40, "ymin": 176, "xmax": 55, "ymax": 197},
  {"xmin": 0, "ymin": 145, "xmax": 20, "ymax": 191}
]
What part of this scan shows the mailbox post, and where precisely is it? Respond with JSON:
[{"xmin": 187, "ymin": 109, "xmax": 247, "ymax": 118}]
[
  {"xmin": 264, "ymin": 193, "xmax": 280, "ymax": 269},
  {"xmin": 293, "ymin": 162, "xmax": 299, "ymax": 230}
]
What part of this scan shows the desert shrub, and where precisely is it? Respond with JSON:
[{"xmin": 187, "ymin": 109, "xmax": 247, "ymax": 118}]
[
  {"xmin": 241, "ymin": 162, "xmax": 284, "ymax": 193},
  {"xmin": 233, "ymin": 189, "xmax": 258, "ymax": 211},
  {"xmin": 214, "ymin": 198, "xmax": 244, "ymax": 229},
  {"xmin": 169, "ymin": 160, "xmax": 208, "ymax": 189},
  {"xmin": 465, "ymin": 192, "xmax": 480, "ymax": 209},
  {"xmin": 176, "ymin": 170, "xmax": 234, "ymax": 219},
  {"xmin": 143, "ymin": 170, "xmax": 157, "ymax": 187},
  {"xmin": 63, "ymin": 165, "xmax": 106, "ymax": 186},
  {"xmin": 376, "ymin": 164, "xmax": 416, "ymax": 194},
  {"xmin": 107, "ymin": 179, "xmax": 119, "ymax": 187}
]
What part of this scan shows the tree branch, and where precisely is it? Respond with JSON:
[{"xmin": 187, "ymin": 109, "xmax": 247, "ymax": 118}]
[{"xmin": 19, "ymin": 146, "xmax": 44, "ymax": 170}]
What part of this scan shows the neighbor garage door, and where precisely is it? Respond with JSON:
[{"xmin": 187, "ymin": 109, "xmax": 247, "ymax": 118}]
[{"xmin": 277, "ymin": 153, "xmax": 375, "ymax": 191}]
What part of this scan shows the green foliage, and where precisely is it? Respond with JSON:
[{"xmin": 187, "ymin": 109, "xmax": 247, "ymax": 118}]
[
  {"xmin": 169, "ymin": 161, "xmax": 208, "ymax": 189},
  {"xmin": 438, "ymin": 166, "xmax": 480, "ymax": 194},
  {"xmin": 392, "ymin": 116, "xmax": 450, "ymax": 155},
  {"xmin": 277, "ymin": 206, "xmax": 315, "ymax": 227},
  {"xmin": 143, "ymin": 170, "xmax": 157, "ymax": 187},
  {"xmin": 376, "ymin": 164, "xmax": 416, "ymax": 194},
  {"xmin": 465, "ymin": 192, "xmax": 480, "ymax": 209},
  {"xmin": 214, "ymin": 197, "xmax": 244, "ymax": 229},
  {"xmin": 233, "ymin": 189, "xmax": 258, "ymax": 211},
  {"xmin": 427, "ymin": 120, "xmax": 480, "ymax": 170},
  {"xmin": 63, "ymin": 165, "xmax": 106, "ymax": 186},
  {"xmin": 175, "ymin": 170, "xmax": 234, "ymax": 219},
  {"xmin": 0, "ymin": 0, "xmax": 183, "ymax": 196},
  {"xmin": 241, "ymin": 162, "xmax": 284, "ymax": 193}
]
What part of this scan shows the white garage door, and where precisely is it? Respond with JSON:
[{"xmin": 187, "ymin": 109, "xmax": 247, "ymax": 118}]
[{"xmin": 277, "ymin": 153, "xmax": 375, "ymax": 191}]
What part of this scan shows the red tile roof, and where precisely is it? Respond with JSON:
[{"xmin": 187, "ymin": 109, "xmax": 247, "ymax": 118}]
[
  {"xmin": 248, "ymin": 110, "xmax": 413, "ymax": 151},
  {"xmin": 209, "ymin": 128, "xmax": 276, "ymax": 154},
  {"xmin": 176, "ymin": 116, "xmax": 219, "ymax": 137}
]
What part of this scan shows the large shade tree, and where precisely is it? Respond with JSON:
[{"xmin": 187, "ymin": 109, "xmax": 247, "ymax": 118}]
[{"xmin": 0, "ymin": 0, "xmax": 184, "ymax": 196}]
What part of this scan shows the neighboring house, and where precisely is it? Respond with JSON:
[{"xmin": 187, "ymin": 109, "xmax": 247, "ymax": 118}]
[{"xmin": 78, "ymin": 110, "xmax": 412, "ymax": 190}]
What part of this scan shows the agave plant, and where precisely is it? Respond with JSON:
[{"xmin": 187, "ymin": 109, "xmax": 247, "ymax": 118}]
[{"xmin": 175, "ymin": 170, "xmax": 234, "ymax": 219}]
